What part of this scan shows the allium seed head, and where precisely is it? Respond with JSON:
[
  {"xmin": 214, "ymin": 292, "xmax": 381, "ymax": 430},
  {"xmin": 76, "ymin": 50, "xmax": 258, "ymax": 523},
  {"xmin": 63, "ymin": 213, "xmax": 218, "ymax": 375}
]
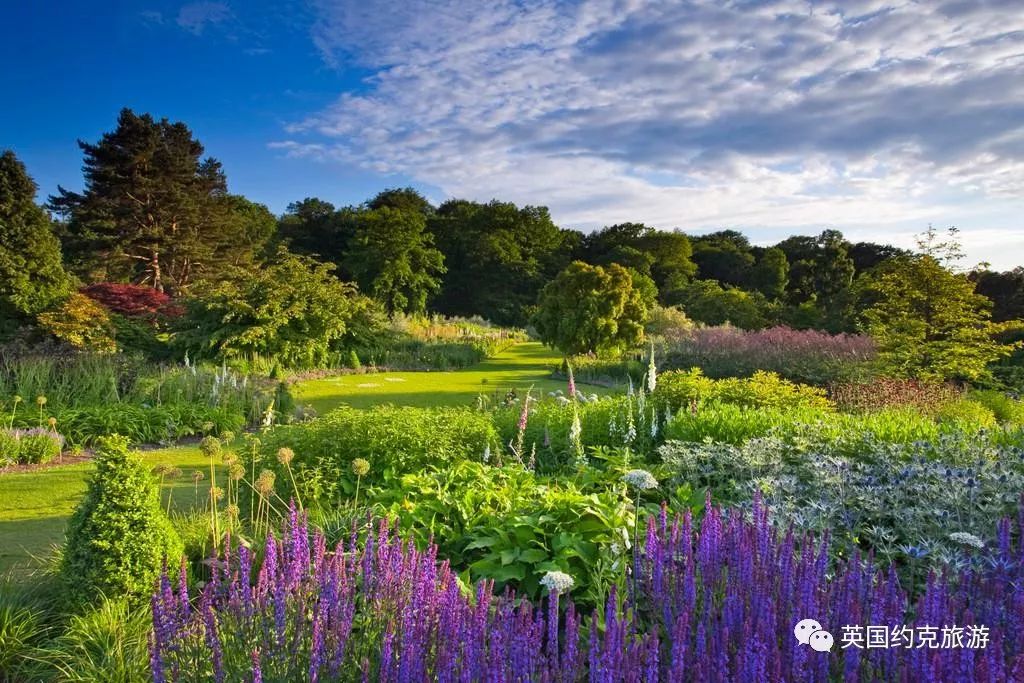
[
  {"xmin": 256, "ymin": 469, "xmax": 276, "ymax": 494},
  {"xmin": 276, "ymin": 447, "xmax": 295, "ymax": 466}
]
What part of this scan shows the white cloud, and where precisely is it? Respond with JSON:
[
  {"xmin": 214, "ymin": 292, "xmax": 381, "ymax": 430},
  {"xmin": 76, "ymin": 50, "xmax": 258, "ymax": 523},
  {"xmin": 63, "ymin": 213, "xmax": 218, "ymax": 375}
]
[
  {"xmin": 277, "ymin": 0, "xmax": 1024, "ymax": 266},
  {"xmin": 177, "ymin": 2, "xmax": 232, "ymax": 35}
]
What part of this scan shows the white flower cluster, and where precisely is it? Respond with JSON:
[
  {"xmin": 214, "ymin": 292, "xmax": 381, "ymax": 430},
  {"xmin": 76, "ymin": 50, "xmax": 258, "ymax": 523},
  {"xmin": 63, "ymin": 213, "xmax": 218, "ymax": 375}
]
[
  {"xmin": 540, "ymin": 570, "xmax": 575, "ymax": 594},
  {"xmin": 948, "ymin": 532, "xmax": 985, "ymax": 549},
  {"xmin": 622, "ymin": 469, "xmax": 659, "ymax": 490}
]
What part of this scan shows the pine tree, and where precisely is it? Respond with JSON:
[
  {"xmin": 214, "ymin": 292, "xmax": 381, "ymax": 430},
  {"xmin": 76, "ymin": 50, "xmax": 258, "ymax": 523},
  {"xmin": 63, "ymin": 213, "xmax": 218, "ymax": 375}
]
[
  {"xmin": 0, "ymin": 151, "xmax": 71, "ymax": 326},
  {"xmin": 49, "ymin": 109, "xmax": 259, "ymax": 293}
]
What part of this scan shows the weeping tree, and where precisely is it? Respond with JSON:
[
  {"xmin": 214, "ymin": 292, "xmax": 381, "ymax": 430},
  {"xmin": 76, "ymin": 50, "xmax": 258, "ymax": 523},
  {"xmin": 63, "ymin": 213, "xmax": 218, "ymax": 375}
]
[{"xmin": 533, "ymin": 261, "xmax": 650, "ymax": 356}]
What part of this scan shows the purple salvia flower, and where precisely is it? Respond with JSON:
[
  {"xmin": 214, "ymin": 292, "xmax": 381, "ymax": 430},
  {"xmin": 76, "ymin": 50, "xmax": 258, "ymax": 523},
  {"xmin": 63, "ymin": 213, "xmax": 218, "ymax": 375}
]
[
  {"xmin": 204, "ymin": 605, "xmax": 224, "ymax": 683},
  {"xmin": 251, "ymin": 649, "xmax": 263, "ymax": 683}
]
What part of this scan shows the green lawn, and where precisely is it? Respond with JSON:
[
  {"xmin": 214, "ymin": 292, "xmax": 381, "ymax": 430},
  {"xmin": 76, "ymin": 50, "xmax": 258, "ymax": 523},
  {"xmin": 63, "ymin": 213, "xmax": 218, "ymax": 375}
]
[
  {"xmin": 293, "ymin": 341, "xmax": 601, "ymax": 412},
  {"xmin": 0, "ymin": 445, "xmax": 218, "ymax": 578},
  {"xmin": 1, "ymin": 342, "xmax": 591, "ymax": 579}
]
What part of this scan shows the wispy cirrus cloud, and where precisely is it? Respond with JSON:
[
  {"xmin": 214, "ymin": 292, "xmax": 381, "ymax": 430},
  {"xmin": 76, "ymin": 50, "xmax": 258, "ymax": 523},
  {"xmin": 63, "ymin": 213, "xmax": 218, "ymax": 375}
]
[
  {"xmin": 275, "ymin": 0, "xmax": 1024, "ymax": 264},
  {"xmin": 176, "ymin": 2, "xmax": 232, "ymax": 35}
]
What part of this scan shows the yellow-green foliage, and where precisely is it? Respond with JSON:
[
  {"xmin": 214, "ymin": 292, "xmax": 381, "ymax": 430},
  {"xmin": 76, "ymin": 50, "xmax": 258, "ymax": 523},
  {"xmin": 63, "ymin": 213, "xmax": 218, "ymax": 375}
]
[
  {"xmin": 654, "ymin": 368, "xmax": 831, "ymax": 411},
  {"xmin": 37, "ymin": 293, "xmax": 117, "ymax": 354},
  {"xmin": 60, "ymin": 435, "xmax": 183, "ymax": 606},
  {"xmin": 934, "ymin": 398, "xmax": 998, "ymax": 431},
  {"xmin": 968, "ymin": 390, "xmax": 1024, "ymax": 427}
]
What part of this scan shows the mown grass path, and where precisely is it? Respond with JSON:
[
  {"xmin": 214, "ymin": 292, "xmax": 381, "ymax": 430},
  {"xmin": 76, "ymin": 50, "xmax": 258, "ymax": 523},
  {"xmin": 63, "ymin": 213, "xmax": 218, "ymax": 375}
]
[
  {"xmin": 0, "ymin": 342, "xmax": 591, "ymax": 577},
  {"xmin": 293, "ymin": 341, "xmax": 586, "ymax": 412}
]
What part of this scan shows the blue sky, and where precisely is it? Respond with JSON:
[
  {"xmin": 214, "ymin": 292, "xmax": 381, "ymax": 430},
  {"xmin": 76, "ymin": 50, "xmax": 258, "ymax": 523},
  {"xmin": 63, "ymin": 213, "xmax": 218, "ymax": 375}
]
[{"xmin": 3, "ymin": 1, "xmax": 1024, "ymax": 268}]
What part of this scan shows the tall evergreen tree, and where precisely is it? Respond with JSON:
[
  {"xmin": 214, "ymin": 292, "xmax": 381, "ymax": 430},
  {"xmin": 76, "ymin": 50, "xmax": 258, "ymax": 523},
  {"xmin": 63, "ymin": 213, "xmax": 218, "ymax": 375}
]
[
  {"xmin": 278, "ymin": 198, "xmax": 344, "ymax": 260},
  {"xmin": 777, "ymin": 230, "xmax": 856, "ymax": 330},
  {"xmin": 0, "ymin": 151, "xmax": 71, "ymax": 325},
  {"xmin": 970, "ymin": 268, "xmax": 1024, "ymax": 323},
  {"xmin": 690, "ymin": 230, "xmax": 755, "ymax": 287},
  {"xmin": 50, "ymin": 108, "xmax": 256, "ymax": 293}
]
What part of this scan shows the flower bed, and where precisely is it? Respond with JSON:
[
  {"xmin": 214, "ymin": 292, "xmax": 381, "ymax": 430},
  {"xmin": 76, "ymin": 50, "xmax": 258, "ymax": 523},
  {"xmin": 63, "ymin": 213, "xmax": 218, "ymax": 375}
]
[{"xmin": 152, "ymin": 499, "xmax": 1024, "ymax": 681}]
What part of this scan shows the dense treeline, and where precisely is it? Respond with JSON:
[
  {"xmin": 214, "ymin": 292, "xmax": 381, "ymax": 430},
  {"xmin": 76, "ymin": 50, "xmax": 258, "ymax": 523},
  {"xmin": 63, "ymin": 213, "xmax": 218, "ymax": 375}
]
[{"xmin": 2, "ymin": 108, "xmax": 1023, "ymax": 380}]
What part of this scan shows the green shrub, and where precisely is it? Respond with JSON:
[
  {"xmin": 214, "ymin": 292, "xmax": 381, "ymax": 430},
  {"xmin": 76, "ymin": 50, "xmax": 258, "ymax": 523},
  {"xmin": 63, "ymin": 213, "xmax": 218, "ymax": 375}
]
[
  {"xmin": 653, "ymin": 369, "xmax": 831, "ymax": 412},
  {"xmin": 60, "ymin": 435, "xmax": 184, "ymax": 606},
  {"xmin": 347, "ymin": 349, "xmax": 361, "ymax": 370},
  {"xmin": 21, "ymin": 404, "xmax": 245, "ymax": 447},
  {"xmin": 558, "ymin": 354, "xmax": 646, "ymax": 386},
  {"xmin": 663, "ymin": 403, "xmax": 962, "ymax": 447},
  {"xmin": 255, "ymin": 406, "xmax": 500, "ymax": 505},
  {"xmin": 663, "ymin": 402, "xmax": 796, "ymax": 444},
  {"xmin": 934, "ymin": 398, "xmax": 998, "ymax": 430},
  {"xmin": 0, "ymin": 431, "xmax": 17, "ymax": 465},
  {"xmin": 16, "ymin": 430, "xmax": 63, "ymax": 464},
  {"xmin": 968, "ymin": 389, "xmax": 1024, "ymax": 426},
  {"xmin": 366, "ymin": 459, "xmax": 658, "ymax": 608}
]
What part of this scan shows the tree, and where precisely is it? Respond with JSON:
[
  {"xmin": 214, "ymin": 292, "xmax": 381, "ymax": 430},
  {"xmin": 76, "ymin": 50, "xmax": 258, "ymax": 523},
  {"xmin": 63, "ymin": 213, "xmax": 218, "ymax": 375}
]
[
  {"xmin": 344, "ymin": 207, "xmax": 445, "ymax": 315},
  {"xmin": 37, "ymin": 293, "xmax": 118, "ymax": 353},
  {"xmin": 533, "ymin": 261, "xmax": 649, "ymax": 355},
  {"xmin": 970, "ymin": 268, "xmax": 1024, "ymax": 323},
  {"xmin": 849, "ymin": 241, "xmax": 910, "ymax": 274},
  {"xmin": 690, "ymin": 230, "xmax": 755, "ymax": 287},
  {"xmin": 49, "ymin": 109, "xmax": 258, "ymax": 292},
  {"xmin": 776, "ymin": 230, "xmax": 856, "ymax": 331},
  {"xmin": 174, "ymin": 248, "xmax": 382, "ymax": 368},
  {"xmin": 429, "ymin": 200, "xmax": 573, "ymax": 325},
  {"xmin": 0, "ymin": 151, "xmax": 71, "ymax": 325},
  {"xmin": 861, "ymin": 227, "xmax": 1018, "ymax": 381},
  {"xmin": 221, "ymin": 195, "xmax": 276, "ymax": 268},
  {"xmin": 367, "ymin": 187, "xmax": 435, "ymax": 215},
  {"xmin": 278, "ymin": 197, "xmax": 346, "ymax": 260},
  {"xmin": 671, "ymin": 279, "xmax": 770, "ymax": 329},
  {"xmin": 582, "ymin": 223, "xmax": 696, "ymax": 301},
  {"xmin": 749, "ymin": 247, "xmax": 789, "ymax": 300}
]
